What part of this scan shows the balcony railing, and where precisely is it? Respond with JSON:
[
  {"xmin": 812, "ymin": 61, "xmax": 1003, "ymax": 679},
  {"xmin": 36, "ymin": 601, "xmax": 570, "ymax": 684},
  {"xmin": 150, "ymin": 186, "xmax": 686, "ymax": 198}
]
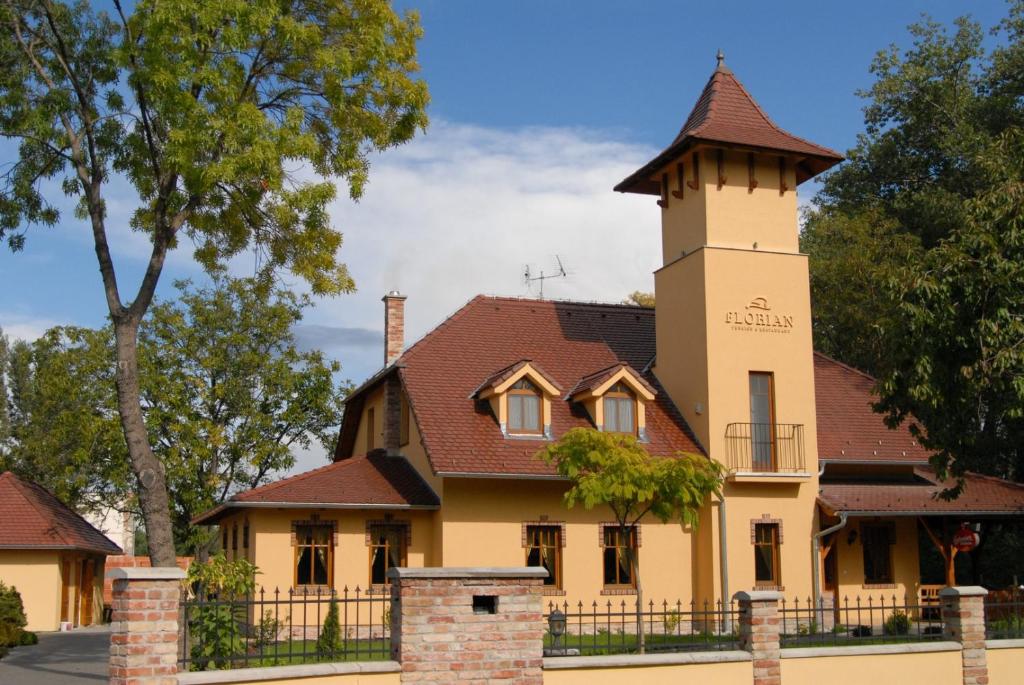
[{"xmin": 724, "ymin": 423, "xmax": 806, "ymax": 474}]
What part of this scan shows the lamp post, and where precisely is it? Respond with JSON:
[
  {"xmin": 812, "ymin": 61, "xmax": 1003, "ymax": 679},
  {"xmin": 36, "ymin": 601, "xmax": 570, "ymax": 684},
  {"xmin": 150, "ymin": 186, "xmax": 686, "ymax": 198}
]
[{"xmin": 548, "ymin": 608, "xmax": 567, "ymax": 655}]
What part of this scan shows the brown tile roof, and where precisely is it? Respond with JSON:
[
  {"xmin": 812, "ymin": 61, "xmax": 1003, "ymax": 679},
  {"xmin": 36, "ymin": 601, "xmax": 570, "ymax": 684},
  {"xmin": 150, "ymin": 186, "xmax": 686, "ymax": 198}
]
[
  {"xmin": 819, "ymin": 468, "xmax": 1024, "ymax": 516},
  {"xmin": 192, "ymin": 452, "xmax": 440, "ymax": 524},
  {"xmin": 0, "ymin": 472, "xmax": 122, "ymax": 554},
  {"xmin": 566, "ymin": 363, "xmax": 657, "ymax": 399},
  {"xmin": 616, "ymin": 62, "xmax": 843, "ymax": 195},
  {"xmin": 813, "ymin": 353, "xmax": 931, "ymax": 464},
  {"xmin": 340, "ymin": 296, "xmax": 704, "ymax": 477}
]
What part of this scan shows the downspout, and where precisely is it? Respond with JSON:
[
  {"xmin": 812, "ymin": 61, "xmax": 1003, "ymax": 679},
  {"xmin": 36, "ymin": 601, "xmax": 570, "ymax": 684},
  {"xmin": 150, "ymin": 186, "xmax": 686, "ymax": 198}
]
[
  {"xmin": 812, "ymin": 511, "xmax": 848, "ymax": 622},
  {"xmin": 718, "ymin": 494, "xmax": 730, "ymax": 632}
]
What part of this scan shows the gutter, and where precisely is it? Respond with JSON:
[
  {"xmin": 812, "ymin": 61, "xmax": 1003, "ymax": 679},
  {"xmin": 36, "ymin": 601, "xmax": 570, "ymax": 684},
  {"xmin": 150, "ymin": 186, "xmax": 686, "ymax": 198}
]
[
  {"xmin": 192, "ymin": 500, "xmax": 441, "ymax": 525},
  {"xmin": 435, "ymin": 471, "xmax": 568, "ymax": 481},
  {"xmin": 717, "ymin": 495, "xmax": 730, "ymax": 632},
  {"xmin": 811, "ymin": 512, "xmax": 848, "ymax": 625}
]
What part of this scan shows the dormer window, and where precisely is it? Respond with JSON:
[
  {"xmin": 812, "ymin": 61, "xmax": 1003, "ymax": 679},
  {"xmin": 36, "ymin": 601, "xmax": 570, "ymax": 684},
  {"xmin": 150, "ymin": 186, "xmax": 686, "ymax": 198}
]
[
  {"xmin": 602, "ymin": 382, "xmax": 636, "ymax": 435},
  {"xmin": 508, "ymin": 379, "xmax": 542, "ymax": 435}
]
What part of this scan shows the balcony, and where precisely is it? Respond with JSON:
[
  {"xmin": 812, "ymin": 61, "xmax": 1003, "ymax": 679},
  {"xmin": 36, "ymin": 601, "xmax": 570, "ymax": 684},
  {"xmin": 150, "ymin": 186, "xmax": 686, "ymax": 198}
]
[{"xmin": 723, "ymin": 423, "xmax": 810, "ymax": 482}]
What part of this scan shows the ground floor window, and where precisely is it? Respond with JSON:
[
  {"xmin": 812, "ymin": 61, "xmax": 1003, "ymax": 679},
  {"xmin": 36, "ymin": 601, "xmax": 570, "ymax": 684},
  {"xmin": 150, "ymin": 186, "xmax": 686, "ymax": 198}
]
[
  {"xmin": 525, "ymin": 525, "xmax": 562, "ymax": 588},
  {"xmin": 602, "ymin": 526, "xmax": 637, "ymax": 588},
  {"xmin": 862, "ymin": 522, "xmax": 895, "ymax": 584},
  {"xmin": 754, "ymin": 522, "xmax": 781, "ymax": 587},
  {"xmin": 294, "ymin": 524, "xmax": 333, "ymax": 589},
  {"xmin": 368, "ymin": 523, "xmax": 408, "ymax": 586}
]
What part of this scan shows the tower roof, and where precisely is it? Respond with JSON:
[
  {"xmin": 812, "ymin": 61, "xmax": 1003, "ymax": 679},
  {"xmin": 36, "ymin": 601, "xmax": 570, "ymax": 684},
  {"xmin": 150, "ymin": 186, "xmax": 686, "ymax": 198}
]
[{"xmin": 616, "ymin": 57, "xmax": 843, "ymax": 195}]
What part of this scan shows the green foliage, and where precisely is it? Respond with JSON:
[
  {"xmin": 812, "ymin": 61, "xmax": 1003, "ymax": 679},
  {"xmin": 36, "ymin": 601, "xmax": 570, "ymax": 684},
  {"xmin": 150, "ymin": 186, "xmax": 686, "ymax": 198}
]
[
  {"xmin": 254, "ymin": 610, "xmax": 284, "ymax": 650},
  {"xmin": 16, "ymin": 630, "xmax": 37, "ymax": 646},
  {"xmin": 538, "ymin": 428, "xmax": 723, "ymax": 531},
  {"xmin": 622, "ymin": 291, "xmax": 655, "ymax": 307},
  {"xmin": 662, "ymin": 610, "xmax": 680, "ymax": 634},
  {"xmin": 876, "ymin": 130, "xmax": 1024, "ymax": 488},
  {"xmin": 316, "ymin": 597, "xmax": 342, "ymax": 659},
  {"xmin": 0, "ymin": 582, "xmax": 28, "ymax": 650},
  {"xmin": 186, "ymin": 554, "xmax": 258, "ymax": 671},
  {"xmin": 884, "ymin": 611, "xmax": 910, "ymax": 636}
]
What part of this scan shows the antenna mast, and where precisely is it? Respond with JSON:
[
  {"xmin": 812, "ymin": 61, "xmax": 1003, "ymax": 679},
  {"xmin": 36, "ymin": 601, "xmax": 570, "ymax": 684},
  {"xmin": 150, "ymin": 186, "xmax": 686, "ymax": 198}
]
[{"xmin": 524, "ymin": 255, "xmax": 568, "ymax": 299}]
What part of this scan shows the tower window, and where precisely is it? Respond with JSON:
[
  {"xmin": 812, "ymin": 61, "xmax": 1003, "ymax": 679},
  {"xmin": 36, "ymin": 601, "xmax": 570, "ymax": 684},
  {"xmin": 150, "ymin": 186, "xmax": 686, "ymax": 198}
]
[
  {"xmin": 748, "ymin": 372, "xmax": 776, "ymax": 471},
  {"xmin": 754, "ymin": 523, "xmax": 781, "ymax": 587}
]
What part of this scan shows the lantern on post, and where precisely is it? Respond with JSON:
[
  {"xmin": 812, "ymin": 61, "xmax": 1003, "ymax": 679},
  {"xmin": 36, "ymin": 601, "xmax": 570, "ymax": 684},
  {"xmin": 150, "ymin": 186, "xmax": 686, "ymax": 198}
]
[{"xmin": 548, "ymin": 608, "xmax": 567, "ymax": 654}]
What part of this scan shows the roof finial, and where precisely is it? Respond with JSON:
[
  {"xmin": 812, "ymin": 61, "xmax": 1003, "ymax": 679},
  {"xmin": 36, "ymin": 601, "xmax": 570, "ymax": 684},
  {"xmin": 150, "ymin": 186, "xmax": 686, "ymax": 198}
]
[{"xmin": 716, "ymin": 48, "xmax": 725, "ymax": 68}]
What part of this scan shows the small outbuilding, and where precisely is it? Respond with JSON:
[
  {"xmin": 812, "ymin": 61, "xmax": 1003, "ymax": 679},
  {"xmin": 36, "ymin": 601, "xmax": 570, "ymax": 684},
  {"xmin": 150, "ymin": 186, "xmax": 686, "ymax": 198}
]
[{"xmin": 0, "ymin": 472, "xmax": 122, "ymax": 631}]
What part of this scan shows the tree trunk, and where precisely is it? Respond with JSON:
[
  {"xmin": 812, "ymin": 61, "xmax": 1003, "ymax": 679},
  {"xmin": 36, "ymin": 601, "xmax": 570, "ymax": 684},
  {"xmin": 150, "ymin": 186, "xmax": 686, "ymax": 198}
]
[{"xmin": 113, "ymin": 319, "xmax": 177, "ymax": 566}]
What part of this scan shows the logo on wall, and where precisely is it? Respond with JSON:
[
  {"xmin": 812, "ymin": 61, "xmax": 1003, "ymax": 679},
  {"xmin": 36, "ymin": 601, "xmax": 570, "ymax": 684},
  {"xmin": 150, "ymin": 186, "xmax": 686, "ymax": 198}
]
[{"xmin": 724, "ymin": 297, "xmax": 794, "ymax": 333}]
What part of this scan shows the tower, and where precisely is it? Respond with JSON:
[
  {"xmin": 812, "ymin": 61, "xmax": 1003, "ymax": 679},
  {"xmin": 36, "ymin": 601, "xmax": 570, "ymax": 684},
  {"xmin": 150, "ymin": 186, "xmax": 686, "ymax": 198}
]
[{"xmin": 617, "ymin": 54, "xmax": 842, "ymax": 601}]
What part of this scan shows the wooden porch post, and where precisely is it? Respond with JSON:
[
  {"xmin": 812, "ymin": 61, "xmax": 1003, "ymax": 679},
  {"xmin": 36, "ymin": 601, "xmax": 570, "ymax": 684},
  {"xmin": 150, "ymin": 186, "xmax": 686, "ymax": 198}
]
[{"xmin": 919, "ymin": 516, "xmax": 957, "ymax": 586}]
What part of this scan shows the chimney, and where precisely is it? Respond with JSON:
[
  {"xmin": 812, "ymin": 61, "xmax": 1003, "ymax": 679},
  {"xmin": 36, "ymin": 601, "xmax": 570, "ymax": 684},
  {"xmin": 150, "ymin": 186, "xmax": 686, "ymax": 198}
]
[{"xmin": 383, "ymin": 291, "xmax": 407, "ymax": 366}]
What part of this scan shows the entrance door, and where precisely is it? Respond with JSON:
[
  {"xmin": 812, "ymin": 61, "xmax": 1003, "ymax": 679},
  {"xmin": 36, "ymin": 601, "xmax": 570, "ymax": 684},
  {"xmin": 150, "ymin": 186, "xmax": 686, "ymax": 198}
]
[
  {"xmin": 60, "ymin": 559, "xmax": 71, "ymax": 624},
  {"xmin": 79, "ymin": 559, "xmax": 94, "ymax": 626}
]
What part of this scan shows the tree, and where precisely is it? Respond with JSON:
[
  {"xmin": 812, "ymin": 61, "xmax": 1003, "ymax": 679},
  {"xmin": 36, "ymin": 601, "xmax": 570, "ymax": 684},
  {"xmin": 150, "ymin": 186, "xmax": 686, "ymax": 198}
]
[
  {"xmin": 0, "ymin": 326, "xmax": 131, "ymax": 514},
  {"xmin": 0, "ymin": 277, "xmax": 348, "ymax": 552},
  {"xmin": 538, "ymin": 428, "xmax": 723, "ymax": 653},
  {"xmin": 0, "ymin": 0, "xmax": 428, "ymax": 565},
  {"xmin": 803, "ymin": 5, "xmax": 1024, "ymax": 373},
  {"xmin": 875, "ymin": 129, "xmax": 1024, "ymax": 491},
  {"xmin": 623, "ymin": 291, "xmax": 655, "ymax": 307},
  {"xmin": 140, "ymin": 276, "xmax": 348, "ymax": 552}
]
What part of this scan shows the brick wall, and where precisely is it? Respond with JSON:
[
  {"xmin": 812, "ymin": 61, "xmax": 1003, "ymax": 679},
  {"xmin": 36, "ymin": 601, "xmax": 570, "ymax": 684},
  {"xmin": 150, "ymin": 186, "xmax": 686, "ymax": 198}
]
[
  {"xmin": 108, "ymin": 566, "xmax": 186, "ymax": 685},
  {"xmin": 389, "ymin": 567, "xmax": 547, "ymax": 684},
  {"xmin": 103, "ymin": 555, "xmax": 191, "ymax": 605}
]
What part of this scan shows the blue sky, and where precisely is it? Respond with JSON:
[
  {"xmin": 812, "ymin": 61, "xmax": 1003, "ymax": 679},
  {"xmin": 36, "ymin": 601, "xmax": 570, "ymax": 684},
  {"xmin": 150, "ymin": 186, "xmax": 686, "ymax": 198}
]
[{"xmin": 0, "ymin": 0, "xmax": 1011, "ymax": 470}]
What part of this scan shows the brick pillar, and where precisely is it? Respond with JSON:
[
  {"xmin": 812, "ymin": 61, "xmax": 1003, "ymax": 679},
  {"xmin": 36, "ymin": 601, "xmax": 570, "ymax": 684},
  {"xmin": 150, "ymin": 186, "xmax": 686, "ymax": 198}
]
[
  {"xmin": 941, "ymin": 586, "xmax": 989, "ymax": 685},
  {"xmin": 383, "ymin": 291, "xmax": 407, "ymax": 366},
  {"xmin": 383, "ymin": 374, "xmax": 403, "ymax": 456},
  {"xmin": 107, "ymin": 566, "xmax": 187, "ymax": 685},
  {"xmin": 389, "ymin": 567, "xmax": 547, "ymax": 684},
  {"xmin": 735, "ymin": 590, "xmax": 781, "ymax": 685}
]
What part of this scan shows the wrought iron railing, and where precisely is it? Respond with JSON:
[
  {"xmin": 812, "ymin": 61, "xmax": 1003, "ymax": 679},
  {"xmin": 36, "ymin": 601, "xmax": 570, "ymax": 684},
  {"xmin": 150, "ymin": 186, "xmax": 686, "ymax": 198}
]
[
  {"xmin": 179, "ymin": 585, "xmax": 390, "ymax": 671},
  {"xmin": 724, "ymin": 423, "xmax": 806, "ymax": 474},
  {"xmin": 779, "ymin": 595, "xmax": 942, "ymax": 647},
  {"xmin": 985, "ymin": 588, "xmax": 1024, "ymax": 639},
  {"xmin": 543, "ymin": 599, "xmax": 739, "ymax": 656}
]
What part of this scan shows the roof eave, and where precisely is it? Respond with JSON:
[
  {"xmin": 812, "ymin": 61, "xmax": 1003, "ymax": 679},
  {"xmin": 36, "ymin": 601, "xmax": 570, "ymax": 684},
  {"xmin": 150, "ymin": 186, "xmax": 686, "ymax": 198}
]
[
  {"xmin": 0, "ymin": 542, "xmax": 122, "ymax": 555},
  {"xmin": 192, "ymin": 500, "xmax": 441, "ymax": 526}
]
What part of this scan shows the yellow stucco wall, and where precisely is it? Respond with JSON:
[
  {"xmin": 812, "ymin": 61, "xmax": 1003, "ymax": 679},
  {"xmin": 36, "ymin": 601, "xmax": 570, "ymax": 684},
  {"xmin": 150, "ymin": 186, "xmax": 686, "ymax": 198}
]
[
  {"xmin": 987, "ymin": 645, "xmax": 1024, "ymax": 685},
  {"xmin": 439, "ymin": 478, "xmax": 695, "ymax": 605},
  {"xmin": 353, "ymin": 387, "xmax": 385, "ymax": 455},
  {"xmin": 780, "ymin": 648, "xmax": 962, "ymax": 685},
  {"xmin": 544, "ymin": 659, "xmax": 751, "ymax": 685},
  {"xmin": 828, "ymin": 516, "xmax": 922, "ymax": 607},
  {"xmin": 0, "ymin": 550, "xmax": 105, "ymax": 632},
  {"xmin": 0, "ymin": 550, "xmax": 62, "ymax": 632}
]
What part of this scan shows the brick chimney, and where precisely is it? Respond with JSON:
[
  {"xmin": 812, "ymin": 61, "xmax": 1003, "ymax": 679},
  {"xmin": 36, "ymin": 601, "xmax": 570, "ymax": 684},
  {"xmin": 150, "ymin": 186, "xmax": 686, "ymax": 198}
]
[{"xmin": 383, "ymin": 291, "xmax": 407, "ymax": 366}]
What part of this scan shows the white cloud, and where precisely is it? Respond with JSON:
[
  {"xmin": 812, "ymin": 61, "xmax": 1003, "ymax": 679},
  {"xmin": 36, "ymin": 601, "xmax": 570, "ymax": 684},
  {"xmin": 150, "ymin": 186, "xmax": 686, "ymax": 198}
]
[
  {"xmin": 0, "ymin": 313, "xmax": 59, "ymax": 342},
  {"xmin": 301, "ymin": 120, "xmax": 663, "ymax": 383}
]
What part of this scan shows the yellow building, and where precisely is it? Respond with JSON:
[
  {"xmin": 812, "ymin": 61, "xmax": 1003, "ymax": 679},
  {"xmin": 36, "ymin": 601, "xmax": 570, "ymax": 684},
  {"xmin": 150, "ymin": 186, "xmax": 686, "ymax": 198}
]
[
  {"xmin": 0, "ymin": 472, "xmax": 121, "ymax": 632},
  {"xmin": 195, "ymin": 56, "xmax": 1024, "ymax": 614}
]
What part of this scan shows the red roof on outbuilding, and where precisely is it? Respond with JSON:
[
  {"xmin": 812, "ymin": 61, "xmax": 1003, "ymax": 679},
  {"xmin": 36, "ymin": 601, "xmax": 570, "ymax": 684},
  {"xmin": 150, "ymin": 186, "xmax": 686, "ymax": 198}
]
[{"xmin": 0, "ymin": 472, "xmax": 122, "ymax": 554}]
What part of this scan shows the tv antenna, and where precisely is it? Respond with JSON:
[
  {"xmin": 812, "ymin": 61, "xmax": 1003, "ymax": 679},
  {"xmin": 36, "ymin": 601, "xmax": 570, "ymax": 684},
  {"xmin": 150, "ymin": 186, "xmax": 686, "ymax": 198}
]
[{"xmin": 524, "ymin": 255, "xmax": 568, "ymax": 299}]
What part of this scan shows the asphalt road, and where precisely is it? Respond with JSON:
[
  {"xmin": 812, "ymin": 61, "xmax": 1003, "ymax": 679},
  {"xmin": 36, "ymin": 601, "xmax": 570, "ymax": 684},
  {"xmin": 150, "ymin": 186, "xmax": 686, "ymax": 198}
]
[{"xmin": 0, "ymin": 626, "xmax": 109, "ymax": 685}]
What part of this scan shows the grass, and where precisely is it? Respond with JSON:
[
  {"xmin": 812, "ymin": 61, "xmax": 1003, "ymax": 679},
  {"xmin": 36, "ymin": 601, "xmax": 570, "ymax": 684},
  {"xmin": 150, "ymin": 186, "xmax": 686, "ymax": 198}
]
[
  {"xmin": 545, "ymin": 631, "xmax": 738, "ymax": 656},
  {"xmin": 187, "ymin": 639, "xmax": 391, "ymax": 671}
]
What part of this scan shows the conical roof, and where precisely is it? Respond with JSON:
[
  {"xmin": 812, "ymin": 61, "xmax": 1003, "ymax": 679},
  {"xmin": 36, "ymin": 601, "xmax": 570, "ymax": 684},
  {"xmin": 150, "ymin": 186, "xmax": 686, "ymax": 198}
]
[{"xmin": 616, "ymin": 57, "xmax": 842, "ymax": 195}]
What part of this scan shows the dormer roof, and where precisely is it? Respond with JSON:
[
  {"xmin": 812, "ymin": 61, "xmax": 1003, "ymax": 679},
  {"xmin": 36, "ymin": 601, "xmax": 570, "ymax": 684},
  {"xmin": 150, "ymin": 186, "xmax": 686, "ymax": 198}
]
[
  {"xmin": 472, "ymin": 359, "xmax": 561, "ymax": 399},
  {"xmin": 616, "ymin": 58, "xmax": 843, "ymax": 195},
  {"xmin": 567, "ymin": 363, "xmax": 657, "ymax": 401}
]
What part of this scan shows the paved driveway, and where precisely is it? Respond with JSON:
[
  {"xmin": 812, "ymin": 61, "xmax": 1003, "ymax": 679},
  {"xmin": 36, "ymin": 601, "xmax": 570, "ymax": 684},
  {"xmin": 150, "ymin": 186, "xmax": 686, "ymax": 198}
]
[{"xmin": 0, "ymin": 625, "xmax": 109, "ymax": 685}]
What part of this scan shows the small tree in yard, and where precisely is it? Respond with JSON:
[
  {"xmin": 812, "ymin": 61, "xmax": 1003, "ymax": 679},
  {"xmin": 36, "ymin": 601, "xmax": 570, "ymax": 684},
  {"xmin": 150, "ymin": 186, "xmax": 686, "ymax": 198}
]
[{"xmin": 538, "ymin": 428, "xmax": 724, "ymax": 653}]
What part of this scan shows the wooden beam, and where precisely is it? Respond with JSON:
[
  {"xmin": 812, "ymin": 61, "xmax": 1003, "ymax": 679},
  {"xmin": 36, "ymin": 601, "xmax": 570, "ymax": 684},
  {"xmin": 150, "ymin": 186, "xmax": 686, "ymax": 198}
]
[
  {"xmin": 717, "ymin": 149, "xmax": 727, "ymax": 189},
  {"xmin": 748, "ymin": 153, "xmax": 758, "ymax": 192},
  {"xmin": 658, "ymin": 173, "xmax": 669, "ymax": 208},
  {"xmin": 671, "ymin": 162, "xmax": 685, "ymax": 199},
  {"xmin": 687, "ymin": 152, "xmax": 700, "ymax": 190},
  {"xmin": 778, "ymin": 156, "xmax": 789, "ymax": 195}
]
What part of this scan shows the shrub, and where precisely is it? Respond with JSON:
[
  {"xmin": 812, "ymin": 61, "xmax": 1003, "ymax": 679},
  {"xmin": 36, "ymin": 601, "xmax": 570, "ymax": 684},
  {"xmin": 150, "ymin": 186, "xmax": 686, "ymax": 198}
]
[
  {"xmin": 254, "ymin": 611, "xmax": 283, "ymax": 649},
  {"xmin": 317, "ymin": 598, "xmax": 342, "ymax": 659},
  {"xmin": 17, "ymin": 631, "xmax": 38, "ymax": 646},
  {"xmin": 0, "ymin": 583, "xmax": 28, "ymax": 649},
  {"xmin": 663, "ymin": 610, "xmax": 681, "ymax": 634},
  {"xmin": 184, "ymin": 554, "xmax": 258, "ymax": 671},
  {"xmin": 884, "ymin": 611, "xmax": 910, "ymax": 636}
]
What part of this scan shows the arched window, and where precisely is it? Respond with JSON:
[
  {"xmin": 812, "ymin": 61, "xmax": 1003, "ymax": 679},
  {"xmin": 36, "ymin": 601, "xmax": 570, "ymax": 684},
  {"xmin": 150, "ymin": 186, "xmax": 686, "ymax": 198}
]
[
  {"xmin": 508, "ymin": 378, "xmax": 542, "ymax": 434},
  {"xmin": 603, "ymin": 382, "xmax": 636, "ymax": 434}
]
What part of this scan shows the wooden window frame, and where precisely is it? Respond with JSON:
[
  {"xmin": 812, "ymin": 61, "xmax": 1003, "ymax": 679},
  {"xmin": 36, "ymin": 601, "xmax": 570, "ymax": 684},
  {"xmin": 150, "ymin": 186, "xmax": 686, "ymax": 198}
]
[
  {"xmin": 603, "ymin": 382, "xmax": 638, "ymax": 435},
  {"xmin": 524, "ymin": 524, "xmax": 563, "ymax": 590},
  {"xmin": 507, "ymin": 378, "xmax": 543, "ymax": 435},
  {"xmin": 292, "ymin": 522, "xmax": 336, "ymax": 591},
  {"xmin": 600, "ymin": 524, "xmax": 639, "ymax": 591},
  {"xmin": 753, "ymin": 522, "xmax": 781, "ymax": 588},
  {"xmin": 861, "ymin": 522, "xmax": 896, "ymax": 585},
  {"xmin": 748, "ymin": 371, "xmax": 777, "ymax": 471},
  {"xmin": 367, "ymin": 522, "xmax": 409, "ymax": 588}
]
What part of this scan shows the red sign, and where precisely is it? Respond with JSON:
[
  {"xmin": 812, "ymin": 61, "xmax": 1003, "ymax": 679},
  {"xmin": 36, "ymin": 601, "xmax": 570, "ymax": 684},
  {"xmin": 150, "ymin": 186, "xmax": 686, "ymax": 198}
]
[{"xmin": 952, "ymin": 525, "xmax": 980, "ymax": 552}]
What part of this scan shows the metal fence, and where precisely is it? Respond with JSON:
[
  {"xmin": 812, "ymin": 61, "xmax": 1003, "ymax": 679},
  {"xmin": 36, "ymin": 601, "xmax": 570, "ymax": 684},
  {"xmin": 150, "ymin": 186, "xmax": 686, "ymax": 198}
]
[
  {"xmin": 179, "ymin": 585, "xmax": 391, "ymax": 671},
  {"xmin": 779, "ymin": 595, "xmax": 943, "ymax": 648},
  {"xmin": 724, "ymin": 422, "xmax": 806, "ymax": 473},
  {"xmin": 543, "ymin": 599, "xmax": 740, "ymax": 656},
  {"xmin": 985, "ymin": 589, "xmax": 1024, "ymax": 639}
]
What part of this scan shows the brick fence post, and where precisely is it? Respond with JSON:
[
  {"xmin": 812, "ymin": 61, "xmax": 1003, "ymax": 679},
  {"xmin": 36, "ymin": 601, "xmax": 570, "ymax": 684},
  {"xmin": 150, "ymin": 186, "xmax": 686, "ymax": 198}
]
[
  {"xmin": 941, "ymin": 586, "xmax": 989, "ymax": 685},
  {"xmin": 389, "ymin": 567, "xmax": 547, "ymax": 684},
  {"xmin": 107, "ymin": 566, "xmax": 187, "ymax": 685},
  {"xmin": 735, "ymin": 590, "xmax": 782, "ymax": 685}
]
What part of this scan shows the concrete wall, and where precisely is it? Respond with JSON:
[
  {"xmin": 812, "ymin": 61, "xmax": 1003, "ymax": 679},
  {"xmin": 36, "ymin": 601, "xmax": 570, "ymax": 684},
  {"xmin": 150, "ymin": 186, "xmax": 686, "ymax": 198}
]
[
  {"xmin": 780, "ymin": 647, "xmax": 962, "ymax": 685},
  {"xmin": 986, "ymin": 642, "xmax": 1024, "ymax": 685},
  {"xmin": 545, "ymin": 656, "xmax": 752, "ymax": 685}
]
